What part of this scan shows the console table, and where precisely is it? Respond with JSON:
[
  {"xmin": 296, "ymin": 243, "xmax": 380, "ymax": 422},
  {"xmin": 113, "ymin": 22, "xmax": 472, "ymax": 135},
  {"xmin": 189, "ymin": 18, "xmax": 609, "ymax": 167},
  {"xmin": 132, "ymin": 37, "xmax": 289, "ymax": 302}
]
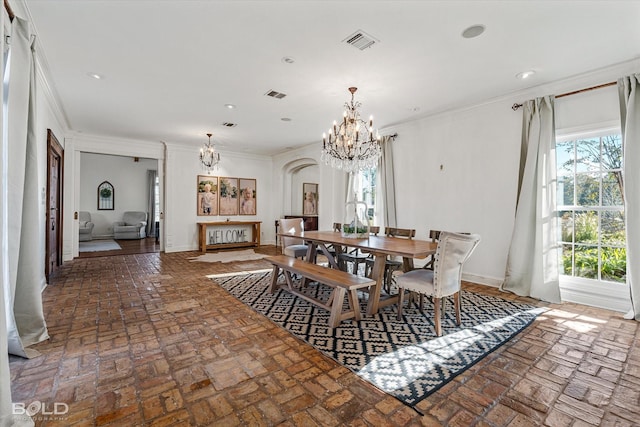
[{"xmin": 197, "ymin": 221, "xmax": 261, "ymax": 253}]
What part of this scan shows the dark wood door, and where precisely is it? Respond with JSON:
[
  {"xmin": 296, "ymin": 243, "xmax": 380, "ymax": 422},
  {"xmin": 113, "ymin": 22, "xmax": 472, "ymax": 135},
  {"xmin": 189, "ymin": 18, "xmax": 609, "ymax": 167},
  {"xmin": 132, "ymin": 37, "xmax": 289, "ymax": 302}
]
[{"xmin": 46, "ymin": 129, "xmax": 63, "ymax": 280}]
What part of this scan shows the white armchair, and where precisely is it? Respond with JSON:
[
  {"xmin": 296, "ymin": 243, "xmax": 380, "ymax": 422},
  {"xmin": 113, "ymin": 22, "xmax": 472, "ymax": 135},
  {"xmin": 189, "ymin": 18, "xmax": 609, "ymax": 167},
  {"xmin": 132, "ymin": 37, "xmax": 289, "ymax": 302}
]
[
  {"xmin": 113, "ymin": 211, "xmax": 147, "ymax": 239},
  {"xmin": 78, "ymin": 211, "xmax": 94, "ymax": 242}
]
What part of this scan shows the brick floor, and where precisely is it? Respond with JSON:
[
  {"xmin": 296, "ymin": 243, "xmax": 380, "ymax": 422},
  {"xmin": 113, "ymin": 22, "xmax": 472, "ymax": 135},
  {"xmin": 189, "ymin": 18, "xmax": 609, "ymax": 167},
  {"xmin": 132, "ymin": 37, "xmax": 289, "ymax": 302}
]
[{"xmin": 9, "ymin": 247, "xmax": 640, "ymax": 426}]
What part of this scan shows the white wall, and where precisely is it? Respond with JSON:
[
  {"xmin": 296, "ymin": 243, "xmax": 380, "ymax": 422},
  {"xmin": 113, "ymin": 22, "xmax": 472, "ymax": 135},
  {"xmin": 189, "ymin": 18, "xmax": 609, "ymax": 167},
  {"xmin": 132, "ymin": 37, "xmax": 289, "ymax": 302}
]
[
  {"xmin": 79, "ymin": 153, "xmax": 156, "ymax": 237},
  {"xmin": 385, "ymin": 100, "xmax": 521, "ymax": 284},
  {"xmin": 272, "ymin": 144, "xmax": 347, "ymax": 232},
  {"xmin": 163, "ymin": 144, "xmax": 275, "ymax": 252}
]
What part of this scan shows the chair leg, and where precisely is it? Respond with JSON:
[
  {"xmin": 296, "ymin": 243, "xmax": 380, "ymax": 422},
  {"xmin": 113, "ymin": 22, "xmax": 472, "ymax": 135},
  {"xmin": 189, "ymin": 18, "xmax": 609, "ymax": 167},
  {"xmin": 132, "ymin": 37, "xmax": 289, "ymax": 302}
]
[
  {"xmin": 397, "ymin": 288, "xmax": 405, "ymax": 320},
  {"xmin": 454, "ymin": 291, "xmax": 461, "ymax": 326},
  {"xmin": 433, "ymin": 297, "xmax": 442, "ymax": 336}
]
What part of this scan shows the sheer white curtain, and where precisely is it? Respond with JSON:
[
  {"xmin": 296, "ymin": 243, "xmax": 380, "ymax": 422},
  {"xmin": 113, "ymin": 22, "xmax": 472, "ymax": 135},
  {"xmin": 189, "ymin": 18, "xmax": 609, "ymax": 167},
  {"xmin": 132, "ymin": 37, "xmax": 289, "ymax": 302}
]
[
  {"xmin": 501, "ymin": 96, "xmax": 561, "ymax": 303},
  {"xmin": 3, "ymin": 16, "xmax": 48, "ymax": 359},
  {"xmin": 619, "ymin": 74, "xmax": 640, "ymax": 321},
  {"xmin": 146, "ymin": 169, "xmax": 157, "ymax": 237},
  {"xmin": 378, "ymin": 135, "xmax": 396, "ymax": 228}
]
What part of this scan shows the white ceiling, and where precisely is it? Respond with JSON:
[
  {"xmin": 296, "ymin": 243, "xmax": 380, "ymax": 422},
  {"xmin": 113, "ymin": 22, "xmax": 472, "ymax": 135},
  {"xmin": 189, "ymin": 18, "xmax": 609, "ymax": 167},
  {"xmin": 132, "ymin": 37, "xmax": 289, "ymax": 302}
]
[{"xmin": 22, "ymin": 0, "xmax": 640, "ymax": 155}]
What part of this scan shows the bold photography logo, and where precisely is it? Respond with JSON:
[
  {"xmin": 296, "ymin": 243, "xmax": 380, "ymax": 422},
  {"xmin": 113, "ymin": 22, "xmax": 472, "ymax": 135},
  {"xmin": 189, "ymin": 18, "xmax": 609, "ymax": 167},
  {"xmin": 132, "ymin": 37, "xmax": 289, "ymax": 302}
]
[{"xmin": 13, "ymin": 401, "xmax": 69, "ymax": 417}]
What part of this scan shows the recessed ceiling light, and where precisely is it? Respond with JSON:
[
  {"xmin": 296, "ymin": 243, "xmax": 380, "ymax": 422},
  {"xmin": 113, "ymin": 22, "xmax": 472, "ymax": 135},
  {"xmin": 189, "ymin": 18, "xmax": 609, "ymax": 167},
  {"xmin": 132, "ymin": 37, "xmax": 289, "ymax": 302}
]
[
  {"xmin": 87, "ymin": 72, "xmax": 104, "ymax": 80},
  {"xmin": 516, "ymin": 70, "xmax": 536, "ymax": 80},
  {"xmin": 224, "ymin": 104, "xmax": 236, "ymax": 109},
  {"xmin": 281, "ymin": 117, "xmax": 292, "ymax": 122},
  {"xmin": 281, "ymin": 56, "xmax": 295, "ymax": 64},
  {"xmin": 461, "ymin": 25, "xmax": 485, "ymax": 39}
]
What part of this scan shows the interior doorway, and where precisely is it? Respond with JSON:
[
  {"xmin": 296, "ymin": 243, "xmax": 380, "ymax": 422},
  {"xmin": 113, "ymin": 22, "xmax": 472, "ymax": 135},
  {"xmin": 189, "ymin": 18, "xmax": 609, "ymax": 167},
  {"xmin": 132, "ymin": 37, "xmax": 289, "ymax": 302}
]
[{"xmin": 46, "ymin": 129, "xmax": 64, "ymax": 280}]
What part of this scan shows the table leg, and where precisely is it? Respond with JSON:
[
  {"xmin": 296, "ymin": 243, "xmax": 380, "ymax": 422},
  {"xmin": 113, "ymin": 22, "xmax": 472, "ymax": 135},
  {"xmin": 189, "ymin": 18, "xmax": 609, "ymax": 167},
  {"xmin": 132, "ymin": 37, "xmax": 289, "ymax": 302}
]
[{"xmin": 366, "ymin": 254, "xmax": 387, "ymax": 316}]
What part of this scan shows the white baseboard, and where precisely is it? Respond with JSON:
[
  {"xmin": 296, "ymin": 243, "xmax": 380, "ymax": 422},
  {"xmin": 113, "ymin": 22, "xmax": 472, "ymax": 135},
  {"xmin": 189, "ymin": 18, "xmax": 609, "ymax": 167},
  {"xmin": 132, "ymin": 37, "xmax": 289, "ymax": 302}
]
[
  {"xmin": 560, "ymin": 278, "xmax": 630, "ymax": 314},
  {"xmin": 462, "ymin": 273, "xmax": 502, "ymax": 288}
]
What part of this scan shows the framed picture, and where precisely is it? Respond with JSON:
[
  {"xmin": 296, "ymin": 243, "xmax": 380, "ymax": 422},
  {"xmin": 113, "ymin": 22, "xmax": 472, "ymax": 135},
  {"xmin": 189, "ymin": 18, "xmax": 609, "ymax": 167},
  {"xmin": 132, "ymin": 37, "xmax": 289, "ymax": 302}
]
[
  {"xmin": 219, "ymin": 177, "xmax": 239, "ymax": 216},
  {"xmin": 97, "ymin": 181, "xmax": 114, "ymax": 210},
  {"xmin": 239, "ymin": 178, "xmax": 257, "ymax": 215},
  {"xmin": 197, "ymin": 175, "xmax": 218, "ymax": 216},
  {"xmin": 303, "ymin": 182, "xmax": 318, "ymax": 215}
]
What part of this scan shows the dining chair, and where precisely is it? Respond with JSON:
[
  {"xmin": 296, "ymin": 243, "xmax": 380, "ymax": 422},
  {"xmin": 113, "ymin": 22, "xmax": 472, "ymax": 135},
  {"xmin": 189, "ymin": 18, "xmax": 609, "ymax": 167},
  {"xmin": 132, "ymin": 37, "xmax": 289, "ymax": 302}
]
[
  {"xmin": 421, "ymin": 230, "xmax": 471, "ymax": 270},
  {"xmin": 278, "ymin": 218, "xmax": 308, "ymax": 259},
  {"xmin": 325, "ymin": 222, "xmax": 343, "ymax": 267},
  {"xmin": 337, "ymin": 226, "xmax": 380, "ymax": 274},
  {"xmin": 364, "ymin": 227, "xmax": 415, "ymax": 292},
  {"xmin": 395, "ymin": 231, "xmax": 481, "ymax": 336}
]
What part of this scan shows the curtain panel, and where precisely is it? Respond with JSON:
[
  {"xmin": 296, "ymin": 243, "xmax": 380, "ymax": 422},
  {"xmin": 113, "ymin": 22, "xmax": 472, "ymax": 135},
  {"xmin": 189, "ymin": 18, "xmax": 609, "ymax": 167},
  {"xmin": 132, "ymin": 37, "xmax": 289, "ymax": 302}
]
[
  {"xmin": 619, "ymin": 74, "xmax": 640, "ymax": 321},
  {"xmin": 501, "ymin": 96, "xmax": 561, "ymax": 303},
  {"xmin": 146, "ymin": 169, "xmax": 157, "ymax": 237},
  {"xmin": 3, "ymin": 17, "xmax": 49, "ymax": 359},
  {"xmin": 378, "ymin": 135, "xmax": 396, "ymax": 228}
]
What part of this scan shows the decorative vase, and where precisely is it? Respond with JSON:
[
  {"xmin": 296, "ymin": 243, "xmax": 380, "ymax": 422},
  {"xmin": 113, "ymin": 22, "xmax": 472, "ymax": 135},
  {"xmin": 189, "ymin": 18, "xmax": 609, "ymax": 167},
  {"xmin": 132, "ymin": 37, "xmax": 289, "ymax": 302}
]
[{"xmin": 342, "ymin": 189, "xmax": 370, "ymax": 239}]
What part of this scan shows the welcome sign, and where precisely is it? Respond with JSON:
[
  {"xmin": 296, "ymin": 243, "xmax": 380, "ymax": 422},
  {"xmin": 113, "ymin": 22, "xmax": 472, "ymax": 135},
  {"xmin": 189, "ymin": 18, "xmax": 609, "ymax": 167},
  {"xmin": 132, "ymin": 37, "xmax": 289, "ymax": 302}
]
[{"xmin": 207, "ymin": 226, "xmax": 249, "ymax": 245}]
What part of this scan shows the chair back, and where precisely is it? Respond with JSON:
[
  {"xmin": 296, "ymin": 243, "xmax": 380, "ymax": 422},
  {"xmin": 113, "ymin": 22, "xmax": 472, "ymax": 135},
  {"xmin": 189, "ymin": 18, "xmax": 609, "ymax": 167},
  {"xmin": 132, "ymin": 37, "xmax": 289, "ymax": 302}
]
[
  {"xmin": 369, "ymin": 226, "xmax": 380, "ymax": 235},
  {"xmin": 123, "ymin": 211, "xmax": 147, "ymax": 225},
  {"xmin": 433, "ymin": 232, "xmax": 481, "ymax": 297},
  {"xmin": 333, "ymin": 222, "xmax": 342, "ymax": 232},
  {"xmin": 79, "ymin": 211, "xmax": 91, "ymax": 223},
  {"xmin": 385, "ymin": 227, "xmax": 415, "ymax": 239},
  {"xmin": 279, "ymin": 218, "xmax": 305, "ymax": 251}
]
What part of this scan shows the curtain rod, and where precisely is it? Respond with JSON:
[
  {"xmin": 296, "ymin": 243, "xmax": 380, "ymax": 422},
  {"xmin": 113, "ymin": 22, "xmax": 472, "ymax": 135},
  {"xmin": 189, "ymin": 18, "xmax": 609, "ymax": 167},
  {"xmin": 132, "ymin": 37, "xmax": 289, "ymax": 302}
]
[
  {"xmin": 4, "ymin": 0, "xmax": 14, "ymax": 21},
  {"xmin": 511, "ymin": 80, "xmax": 617, "ymax": 111}
]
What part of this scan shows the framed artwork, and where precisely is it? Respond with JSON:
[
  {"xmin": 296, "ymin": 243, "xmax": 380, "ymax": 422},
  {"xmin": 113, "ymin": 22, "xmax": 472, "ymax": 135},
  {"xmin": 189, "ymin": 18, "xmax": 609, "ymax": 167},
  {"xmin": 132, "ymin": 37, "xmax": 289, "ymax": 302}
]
[
  {"xmin": 239, "ymin": 178, "xmax": 257, "ymax": 215},
  {"xmin": 97, "ymin": 181, "xmax": 114, "ymax": 210},
  {"xmin": 219, "ymin": 177, "xmax": 239, "ymax": 216},
  {"xmin": 303, "ymin": 182, "xmax": 318, "ymax": 215},
  {"xmin": 197, "ymin": 175, "xmax": 218, "ymax": 216}
]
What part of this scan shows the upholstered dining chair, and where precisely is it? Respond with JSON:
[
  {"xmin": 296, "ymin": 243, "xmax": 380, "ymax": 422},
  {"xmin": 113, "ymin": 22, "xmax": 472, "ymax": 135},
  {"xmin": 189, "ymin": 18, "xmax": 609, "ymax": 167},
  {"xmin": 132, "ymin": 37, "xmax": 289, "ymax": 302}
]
[
  {"xmin": 396, "ymin": 231, "xmax": 481, "ymax": 336},
  {"xmin": 278, "ymin": 218, "xmax": 308, "ymax": 259},
  {"xmin": 337, "ymin": 226, "xmax": 380, "ymax": 274},
  {"xmin": 422, "ymin": 229, "xmax": 470, "ymax": 270},
  {"xmin": 364, "ymin": 227, "xmax": 415, "ymax": 292}
]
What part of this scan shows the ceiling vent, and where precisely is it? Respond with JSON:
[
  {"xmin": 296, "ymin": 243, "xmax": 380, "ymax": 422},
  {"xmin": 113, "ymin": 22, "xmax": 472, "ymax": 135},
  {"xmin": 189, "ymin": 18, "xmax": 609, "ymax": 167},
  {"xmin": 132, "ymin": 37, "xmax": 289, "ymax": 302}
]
[
  {"xmin": 221, "ymin": 122, "xmax": 237, "ymax": 127},
  {"xmin": 343, "ymin": 30, "xmax": 379, "ymax": 50},
  {"xmin": 265, "ymin": 90, "xmax": 287, "ymax": 99}
]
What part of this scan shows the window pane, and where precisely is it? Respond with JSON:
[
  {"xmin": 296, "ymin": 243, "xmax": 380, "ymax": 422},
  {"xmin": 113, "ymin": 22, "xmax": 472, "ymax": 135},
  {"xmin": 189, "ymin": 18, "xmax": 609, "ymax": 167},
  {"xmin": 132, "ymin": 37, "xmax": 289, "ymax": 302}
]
[
  {"xmin": 574, "ymin": 210, "xmax": 598, "ymax": 244},
  {"xmin": 557, "ymin": 175, "xmax": 574, "ymax": 206},
  {"xmin": 575, "ymin": 173, "xmax": 599, "ymax": 206},
  {"xmin": 602, "ymin": 172, "xmax": 623, "ymax": 206},
  {"xmin": 601, "ymin": 134, "xmax": 622, "ymax": 171},
  {"xmin": 601, "ymin": 211, "xmax": 625, "ymax": 246},
  {"xmin": 575, "ymin": 138, "xmax": 600, "ymax": 173},
  {"xmin": 559, "ymin": 211, "xmax": 573, "ymax": 243},
  {"xmin": 561, "ymin": 244, "xmax": 573, "ymax": 276},
  {"xmin": 556, "ymin": 140, "xmax": 574, "ymax": 174},
  {"xmin": 600, "ymin": 246, "xmax": 626, "ymax": 283},
  {"xmin": 574, "ymin": 245, "xmax": 598, "ymax": 279}
]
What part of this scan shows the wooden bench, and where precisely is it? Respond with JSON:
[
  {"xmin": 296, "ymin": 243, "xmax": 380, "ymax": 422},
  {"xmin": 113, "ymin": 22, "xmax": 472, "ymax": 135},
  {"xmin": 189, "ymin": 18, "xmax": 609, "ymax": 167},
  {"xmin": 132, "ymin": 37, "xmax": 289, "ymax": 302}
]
[{"xmin": 266, "ymin": 255, "xmax": 375, "ymax": 328}]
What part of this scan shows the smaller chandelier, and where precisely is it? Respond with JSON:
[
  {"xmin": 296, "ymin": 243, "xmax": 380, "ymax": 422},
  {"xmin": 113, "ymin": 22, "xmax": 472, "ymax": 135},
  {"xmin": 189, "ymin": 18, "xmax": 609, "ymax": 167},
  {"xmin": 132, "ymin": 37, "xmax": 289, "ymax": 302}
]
[
  {"xmin": 321, "ymin": 87, "xmax": 381, "ymax": 173},
  {"xmin": 199, "ymin": 133, "xmax": 220, "ymax": 172}
]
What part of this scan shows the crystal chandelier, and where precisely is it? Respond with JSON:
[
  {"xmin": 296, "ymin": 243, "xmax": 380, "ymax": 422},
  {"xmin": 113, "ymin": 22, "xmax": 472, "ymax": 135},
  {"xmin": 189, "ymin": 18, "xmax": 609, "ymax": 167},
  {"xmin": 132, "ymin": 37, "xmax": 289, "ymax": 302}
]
[
  {"xmin": 321, "ymin": 87, "xmax": 381, "ymax": 173},
  {"xmin": 199, "ymin": 133, "xmax": 220, "ymax": 172}
]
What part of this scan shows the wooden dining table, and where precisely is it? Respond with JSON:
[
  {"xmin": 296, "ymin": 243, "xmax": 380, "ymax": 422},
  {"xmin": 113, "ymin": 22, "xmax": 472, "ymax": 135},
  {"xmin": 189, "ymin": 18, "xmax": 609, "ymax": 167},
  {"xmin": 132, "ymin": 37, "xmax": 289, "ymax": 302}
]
[{"xmin": 281, "ymin": 230, "xmax": 437, "ymax": 316}]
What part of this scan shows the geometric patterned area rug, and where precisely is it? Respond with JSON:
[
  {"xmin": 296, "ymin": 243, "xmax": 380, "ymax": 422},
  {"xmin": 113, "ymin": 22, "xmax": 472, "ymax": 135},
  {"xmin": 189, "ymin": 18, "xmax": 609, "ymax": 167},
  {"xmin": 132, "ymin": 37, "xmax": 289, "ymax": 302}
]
[{"xmin": 210, "ymin": 271, "xmax": 547, "ymax": 412}]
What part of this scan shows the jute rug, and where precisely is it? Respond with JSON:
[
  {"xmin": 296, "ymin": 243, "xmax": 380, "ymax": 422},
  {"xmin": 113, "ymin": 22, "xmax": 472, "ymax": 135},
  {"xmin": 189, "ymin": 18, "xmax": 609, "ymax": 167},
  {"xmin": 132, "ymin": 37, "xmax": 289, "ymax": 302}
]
[
  {"xmin": 209, "ymin": 271, "xmax": 546, "ymax": 411},
  {"xmin": 189, "ymin": 249, "xmax": 269, "ymax": 263},
  {"xmin": 79, "ymin": 239, "xmax": 122, "ymax": 252}
]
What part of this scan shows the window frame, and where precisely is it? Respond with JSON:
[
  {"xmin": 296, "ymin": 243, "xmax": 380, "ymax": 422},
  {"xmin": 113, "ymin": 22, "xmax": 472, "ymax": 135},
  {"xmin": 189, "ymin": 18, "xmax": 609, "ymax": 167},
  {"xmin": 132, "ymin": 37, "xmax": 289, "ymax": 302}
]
[{"xmin": 555, "ymin": 122, "xmax": 627, "ymax": 302}]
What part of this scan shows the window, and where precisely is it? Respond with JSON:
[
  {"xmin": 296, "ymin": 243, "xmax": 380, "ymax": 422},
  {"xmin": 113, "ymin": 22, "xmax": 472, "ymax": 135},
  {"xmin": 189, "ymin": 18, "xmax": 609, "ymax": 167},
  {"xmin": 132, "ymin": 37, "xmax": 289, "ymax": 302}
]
[
  {"xmin": 354, "ymin": 168, "xmax": 377, "ymax": 221},
  {"xmin": 556, "ymin": 130, "xmax": 626, "ymax": 283}
]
